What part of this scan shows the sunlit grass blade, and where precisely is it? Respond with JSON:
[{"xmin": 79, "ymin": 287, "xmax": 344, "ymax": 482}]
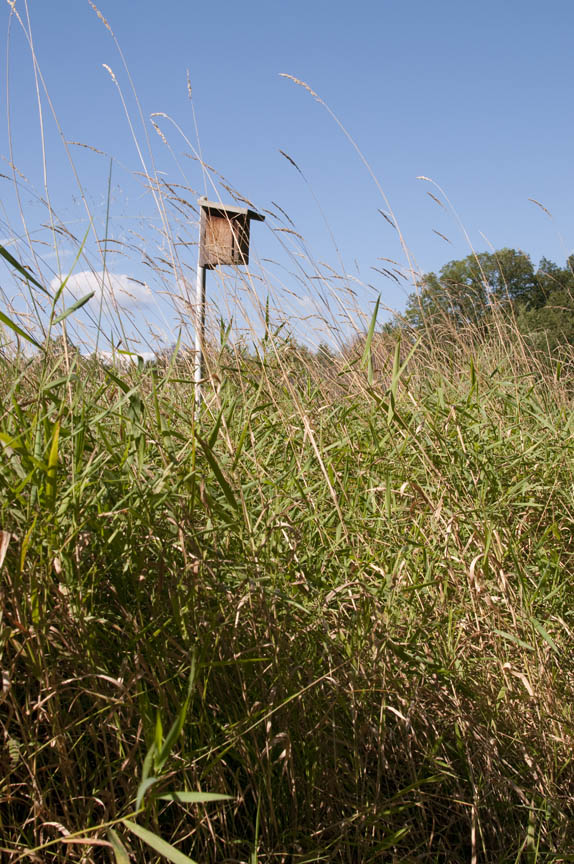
[
  {"xmin": 0, "ymin": 531, "xmax": 10, "ymax": 569},
  {"xmin": 158, "ymin": 791, "xmax": 232, "ymax": 803},
  {"xmin": 0, "ymin": 243, "xmax": 50, "ymax": 295},
  {"xmin": 107, "ymin": 828, "xmax": 131, "ymax": 864},
  {"xmin": 0, "ymin": 309, "xmax": 41, "ymax": 349},
  {"xmin": 45, "ymin": 419, "xmax": 60, "ymax": 508},
  {"xmin": 52, "ymin": 290, "xmax": 95, "ymax": 324},
  {"xmin": 122, "ymin": 820, "xmax": 199, "ymax": 864},
  {"xmin": 360, "ymin": 294, "xmax": 380, "ymax": 384},
  {"xmin": 135, "ymin": 776, "xmax": 162, "ymax": 811}
]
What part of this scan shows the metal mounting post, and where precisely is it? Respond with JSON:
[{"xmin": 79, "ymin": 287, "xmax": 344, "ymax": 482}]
[{"xmin": 194, "ymin": 260, "xmax": 206, "ymax": 407}]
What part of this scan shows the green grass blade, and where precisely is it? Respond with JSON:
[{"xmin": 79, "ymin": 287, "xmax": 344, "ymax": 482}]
[
  {"xmin": 158, "ymin": 791, "xmax": 232, "ymax": 804},
  {"xmin": 107, "ymin": 828, "xmax": 131, "ymax": 864},
  {"xmin": 51, "ymin": 226, "xmax": 90, "ymax": 307},
  {"xmin": 492, "ymin": 629, "xmax": 534, "ymax": 652},
  {"xmin": 531, "ymin": 617, "xmax": 558, "ymax": 654},
  {"xmin": 360, "ymin": 294, "xmax": 380, "ymax": 378},
  {"xmin": 104, "ymin": 366, "xmax": 130, "ymax": 394},
  {"xmin": 0, "ymin": 244, "xmax": 50, "ymax": 295},
  {"xmin": 207, "ymin": 404, "xmax": 225, "ymax": 449},
  {"xmin": 195, "ymin": 435, "xmax": 238, "ymax": 511},
  {"xmin": 250, "ymin": 793, "xmax": 261, "ymax": 864},
  {"xmin": 136, "ymin": 776, "xmax": 162, "ymax": 811},
  {"xmin": 20, "ymin": 517, "xmax": 36, "ymax": 573},
  {"xmin": 52, "ymin": 290, "xmax": 95, "ymax": 324},
  {"xmin": 155, "ymin": 657, "xmax": 197, "ymax": 772},
  {"xmin": 0, "ymin": 309, "xmax": 41, "ymax": 349},
  {"xmin": 140, "ymin": 741, "xmax": 156, "ymax": 784},
  {"xmin": 155, "ymin": 710, "xmax": 164, "ymax": 755},
  {"xmin": 46, "ymin": 419, "xmax": 60, "ymax": 508},
  {"xmin": 122, "ymin": 820, "xmax": 200, "ymax": 864}
]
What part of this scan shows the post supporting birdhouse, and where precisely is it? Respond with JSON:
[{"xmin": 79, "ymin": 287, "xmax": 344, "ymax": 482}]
[{"xmin": 194, "ymin": 197, "xmax": 264, "ymax": 407}]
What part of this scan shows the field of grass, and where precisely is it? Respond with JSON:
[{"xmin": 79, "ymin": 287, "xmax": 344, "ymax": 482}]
[
  {"xmin": 1, "ymin": 6, "xmax": 574, "ymax": 858},
  {"xmin": 2, "ymin": 297, "xmax": 574, "ymax": 861}
]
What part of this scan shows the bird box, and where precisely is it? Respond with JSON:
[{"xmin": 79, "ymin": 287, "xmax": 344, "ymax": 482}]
[{"xmin": 198, "ymin": 197, "xmax": 265, "ymax": 270}]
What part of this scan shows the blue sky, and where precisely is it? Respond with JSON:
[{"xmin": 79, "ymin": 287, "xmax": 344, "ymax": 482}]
[{"xmin": 1, "ymin": 0, "xmax": 574, "ymax": 353}]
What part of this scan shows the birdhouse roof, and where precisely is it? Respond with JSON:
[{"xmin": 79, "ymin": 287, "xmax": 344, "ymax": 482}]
[{"xmin": 198, "ymin": 197, "xmax": 265, "ymax": 222}]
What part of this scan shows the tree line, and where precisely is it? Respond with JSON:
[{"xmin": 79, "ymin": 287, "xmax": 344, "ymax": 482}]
[{"xmin": 400, "ymin": 248, "xmax": 574, "ymax": 353}]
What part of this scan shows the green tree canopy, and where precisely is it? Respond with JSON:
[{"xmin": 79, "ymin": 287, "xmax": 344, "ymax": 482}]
[
  {"xmin": 404, "ymin": 248, "xmax": 538, "ymax": 330},
  {"xmin": 403, "ymin": 248, "xmax": 574, "ymax": 354}
]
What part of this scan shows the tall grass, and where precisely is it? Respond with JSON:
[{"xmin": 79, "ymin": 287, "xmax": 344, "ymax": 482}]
[
  {"xmin": 2, "ymin": 6, "xmax": 574, "ymax": 862},
  {"xmin": 2, "ymin": 305, "xmax": 574, "ymax": 861}
]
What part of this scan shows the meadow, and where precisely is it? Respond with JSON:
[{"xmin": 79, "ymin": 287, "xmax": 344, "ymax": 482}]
[
  {"xmin": 2, "ymin": 283, "xmax": 574, "ymax": 862},
  {"xmin": 1, "ymin": 7, "xmax": 574, "ymax": 859}
]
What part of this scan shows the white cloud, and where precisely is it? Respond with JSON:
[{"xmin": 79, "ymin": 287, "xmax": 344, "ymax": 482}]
[
  {"xmin": 50, "ymin": 271, "xmax": 153, "ymax": 308},
  {"xmin": 95, "ymin": 350, "xmax": 157, "ymax": 366}
]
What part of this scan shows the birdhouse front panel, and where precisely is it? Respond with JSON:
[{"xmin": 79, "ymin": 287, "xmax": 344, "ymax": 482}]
[{"xmin": 200, "ymin": 211, "xmax": 251, "ymax": 269}]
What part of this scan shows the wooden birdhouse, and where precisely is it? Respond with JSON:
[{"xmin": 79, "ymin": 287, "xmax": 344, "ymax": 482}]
[{"xmin": 198, "ymin": 197, "xmax": 265, "ymax": 270}]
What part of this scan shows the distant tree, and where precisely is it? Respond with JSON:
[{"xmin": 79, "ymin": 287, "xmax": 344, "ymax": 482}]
[
  {"xmin": 405, "ymin": 267, "xmax": 485, "ymax": 330},
  {"xmin": 404, "ymin": 249, "xmax": 538, "ymax": 330},
  {"xmin": 516, "ymin": 288, "xmax": 574, "ymax": 353},
  {"xmin": 403, "ymin": 247, "xmax": 574, "ymax": 355},
  {"xmin": 517, "ymin": 258, "xmax": 574, "ymax": 353},
  {"xmin": 479, "ymin": 248, "xmax": 538, "ymax": 303}
]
